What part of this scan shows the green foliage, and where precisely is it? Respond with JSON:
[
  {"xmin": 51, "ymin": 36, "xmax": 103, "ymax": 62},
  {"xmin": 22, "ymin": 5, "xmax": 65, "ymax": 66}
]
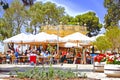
[
  {"xmin": 101, "ymin": 58, "xmax": 106, "ymax": 62},
  {"xmin": 2, "ymin": 0, "xmax": 28, "ymax": 37},
  {"xmin": 75, "ymin": 11, "xmax": 101, "ymax": 32},
  {"xmin": 16, "ymin": 66, "xmax": 85, "ymax": 80},
  {"xmin": 1, "ymin": 0, "xmax": 101, "ymax": 40},
  {"xmin": 105, "ymin": 27, "xmax": 120, "ymax": 49},
  {"xmin": 114, "ymin": 60, "xmax": 120, "ymax": 65},
  {"xmin": 104, "ymin": 0, "xmax": 120, "ymax": 28},
  {"xmin": 94, "ymin": 27, "xmax": 120, "ymax": 51},
  {"xmin": 47, "ymin": 44, "xmax": 56, "ymax": 53},
  {"xmin": 9, "ymin": 71, "xmax": 13, "ymax": 77},
  {"xmin": 0, "ymin": 18, "xmax": 12, "ymax": 40},
  {"xmin": 106, "ymin": 55, "xmax": 120, "ymax": 65},
  {"xmin": 93, "ymin": 36, "xmax": 112, "ymax": 51},
  {"xmin": 78, "ymin": 73, "xmax": 87, "ymax": 78},
  {"xmin": 60, "ymin": 11, "xmax": 102, "ymax": 33}
]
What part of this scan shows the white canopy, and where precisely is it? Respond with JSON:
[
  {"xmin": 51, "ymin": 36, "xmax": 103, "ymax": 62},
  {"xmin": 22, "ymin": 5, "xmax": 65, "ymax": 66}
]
[
  {"xmin": 62, "ymin": 32, "xmax": 92, "ymax": 43},
  {"xmin": 23, "ymin": 34, "xmax": 35, "ymax": 43},
  {"xmin": 34, "ymin": 32, "xmax": 53, "ymax": 42},
  {"xmin": 3, "ymin": 33, "xmax": 28, "ymax": 43},
  {"xmin": 64, "ymin": 42, "xmax": 82, "ymax": 48},
  {"xmin": 3, "ymin": 32, "xmax": 64, "ymax": 44},
  {"xmin": 34, "ymin": 32, "xmax": 63, "ymax": 43},
  {"xmin": 48, "ymin": 34, "xmax": 63, "ymax": 42}
]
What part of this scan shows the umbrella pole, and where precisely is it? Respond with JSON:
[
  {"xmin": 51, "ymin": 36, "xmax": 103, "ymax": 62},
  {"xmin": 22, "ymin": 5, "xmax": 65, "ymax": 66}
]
[
  {"xmin": 57, "ymin": 25, "xmax": 59, "ymax": 54},
  {"xmin": 76, "ymin": 40, "xmax": 79, "ymax": 48}
]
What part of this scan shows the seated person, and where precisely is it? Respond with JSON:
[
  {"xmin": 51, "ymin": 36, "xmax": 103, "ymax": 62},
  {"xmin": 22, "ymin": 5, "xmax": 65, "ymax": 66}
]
[
  {"xmin": 43, "ymin": 51, "xmax": 50, "ymax": 64},
  {"xmin": 73, "ymin": 51, "xmax": 81, "ymax": 64},
  {"xmin": 86, "ymin": 53, "xmax": 92, "ymax": 64},
  {"xmin": 11, "ymin": 51, "xmax": 16, "ymax": 64},
  {"xmin": 60, "ymin": 49, "xmax": 67, "ymax": 63},
  {"xmin": 50, "ymin": 51, "xmax": 58, "ymax": 64},
  {"xmin": 29, "ymin": 50, "xmax": 37, "ymax": 64},
  {"xmin": 6, "ymin": 50, "xmax": 11, "ymax": 64},
  {"xmin": 66, "ymin": 51, "xmax": 74, "ymax": 64}
]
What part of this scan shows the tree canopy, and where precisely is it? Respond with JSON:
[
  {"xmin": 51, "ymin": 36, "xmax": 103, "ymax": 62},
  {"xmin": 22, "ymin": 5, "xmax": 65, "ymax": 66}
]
[
  {"xmin": 0, "ymin": 0, "xmax": 102, "ymax": 40},
  {"xmin": 93, "ymin": 27, "xmax": 120, "ymax": 52},
  {"xmin": 105, "ymin": 27, "xmax": 120, "ymax": 49},
  {"xmin": 93, "ymin": 36, "xmax": 112, "ymax": 51},
  {"xmin": 104, "ymin": 0, "xmax": 120, "ymax": 28},
  {"xmin": 75, "ymin": 12, "xmax": 101, "ymax": 32}
]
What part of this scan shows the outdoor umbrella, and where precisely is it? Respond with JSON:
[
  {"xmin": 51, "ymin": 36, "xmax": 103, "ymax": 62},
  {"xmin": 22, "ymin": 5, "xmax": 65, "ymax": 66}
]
[
  {"xmin": 3, "ymin": 33, "xmax": 28, "ymax": 44},
  {"xmin": 62, "ymin": 32, "xmax": 92, "ymax": 46}
]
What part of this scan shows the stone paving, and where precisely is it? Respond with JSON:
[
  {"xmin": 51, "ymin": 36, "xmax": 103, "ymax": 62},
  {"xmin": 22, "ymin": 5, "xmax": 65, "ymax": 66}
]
[{"xmin": 0, "ymin": 64, "xmax": 120, "ymax": 80}]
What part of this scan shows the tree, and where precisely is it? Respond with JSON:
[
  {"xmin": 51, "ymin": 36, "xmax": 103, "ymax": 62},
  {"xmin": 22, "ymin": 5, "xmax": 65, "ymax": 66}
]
[
  {"xmin": 93, "ymin": 36, "xmax": 112, "ymax": 52},
  {"xmin": 27, "ymin": 2, "xmax": 44, "ymax": 34},
  {"xmin": 61, "ymin": 15, "xmax": 75, "ymax": 25},
  {"xmin": 4, "ymin": 0, "xmax": 27, "ymax": 35},
  {"xmin": 105, "ymin": 27, "xmax": 120, "ymax": 51},
  {"xmin": 75, "ymin": 15, "xmax": 83, "ymax": 25},
  {"xmin": 93, "ymin": 27, "xmax": 120, "ymax": 52},
  {"xmin": 43, "ymin": 2, "xmax": 65, "ymax": 25},
  {"xmin": 0, "ymin": 18, "xmax": 11, "ymax": 40},
  {"xmin": 75, "ymin": 11, "xmax": 102, "ymax": 36},
  {"xmin": 26, "ymin": 1, "xmax": 65, "ymax": 34},
  {"xmin": 81, "ymin": 12, "xmax": 101, "ymax": 31},
  {"xmin": 104, "ymin": 0, "xmax": 120, "ymax": 28}
]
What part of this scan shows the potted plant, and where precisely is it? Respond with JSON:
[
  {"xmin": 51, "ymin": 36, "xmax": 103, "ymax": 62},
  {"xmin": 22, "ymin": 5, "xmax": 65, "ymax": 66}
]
[
  {"xmin": 104, "ymin": 54, "xmax": 120, "ymax": 77},
  {"xmin": 93, "ymin": 54, "xmax": 106, "ymax": 72}
]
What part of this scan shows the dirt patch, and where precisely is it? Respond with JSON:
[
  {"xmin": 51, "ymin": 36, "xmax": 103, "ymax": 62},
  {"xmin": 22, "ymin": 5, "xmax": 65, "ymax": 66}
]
[{"xmin": 3, "ymin": 76, "xmax": 101, "ymax": 80}]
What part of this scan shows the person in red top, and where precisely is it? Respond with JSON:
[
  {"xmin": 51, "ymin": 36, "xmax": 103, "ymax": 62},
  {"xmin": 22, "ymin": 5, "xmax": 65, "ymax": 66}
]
[{"xmin": 60, "ymin": 49, "xmax": 67, "ymax": 63}]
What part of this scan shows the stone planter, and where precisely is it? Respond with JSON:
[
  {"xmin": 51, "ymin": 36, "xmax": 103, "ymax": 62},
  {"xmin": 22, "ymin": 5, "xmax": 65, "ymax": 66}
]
[
  {"xmin": 93, "ymin": 62, "xmax": 105, "ymax": 72},
  {"xmin": 104, "ymin": 64, "xmax": 120, "ymax": 77}
]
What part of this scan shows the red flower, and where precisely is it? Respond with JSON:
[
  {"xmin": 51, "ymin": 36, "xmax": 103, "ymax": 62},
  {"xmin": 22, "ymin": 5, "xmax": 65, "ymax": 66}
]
[
  {"xmin": 94, "ymin": 54, "xmax": 106, "ymax": 63},
  {"xmin": 94, "ymin": 56, "xmax": 97, "ymax": 62}
]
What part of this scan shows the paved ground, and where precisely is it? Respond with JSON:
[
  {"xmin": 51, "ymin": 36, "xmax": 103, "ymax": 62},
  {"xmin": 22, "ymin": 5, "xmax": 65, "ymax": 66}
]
[{"xmin": 0, "ymin": 64, "xmax": 120, "ymax": 80}]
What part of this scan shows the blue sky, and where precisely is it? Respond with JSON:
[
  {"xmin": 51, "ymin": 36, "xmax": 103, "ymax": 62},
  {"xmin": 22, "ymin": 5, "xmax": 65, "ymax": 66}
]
[{"xmin": 0, "ymin": 0, "xmax": 107, "ymax": 23}]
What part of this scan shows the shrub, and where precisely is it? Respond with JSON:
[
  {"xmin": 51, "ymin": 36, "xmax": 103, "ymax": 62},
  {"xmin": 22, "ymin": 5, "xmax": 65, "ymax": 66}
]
[{"xmin": 15, "ymin": 65, "xmax": 87, "ymax": 80}]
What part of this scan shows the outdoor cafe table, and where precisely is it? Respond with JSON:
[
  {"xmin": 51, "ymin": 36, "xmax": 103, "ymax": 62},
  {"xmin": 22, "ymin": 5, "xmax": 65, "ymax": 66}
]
[
  {"xmin": 18, "ymin": 56, "xmax": 28, "ymax": 63},
  {"xmin": 17, "ymin": 56, "xmax": 51, "ymax": 64},
  {"xmin": 37, "ymin": 56, "xmax": 52, "ymax": 64}
]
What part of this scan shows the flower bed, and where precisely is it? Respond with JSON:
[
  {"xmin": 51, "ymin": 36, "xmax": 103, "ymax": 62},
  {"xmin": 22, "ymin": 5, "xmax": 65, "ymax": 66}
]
[
  {"xmin": 2, "ymin": 66, "xmax": 100, "ymax": 80},
  {"xmin": 9, "ymin": 66, "xmax": 87, "ymax": 80},
  {"xmin": 104, "ymin": 54, "xmax": 120, "ymax": 77}
]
